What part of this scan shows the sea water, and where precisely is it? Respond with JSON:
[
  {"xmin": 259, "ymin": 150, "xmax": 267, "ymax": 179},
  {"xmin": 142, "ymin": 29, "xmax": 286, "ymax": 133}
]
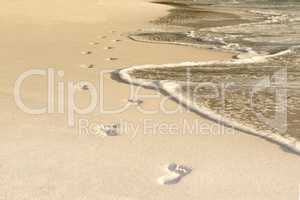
[{"xmin": 119, "ymin": 0, "xmax": 300, "ymax": 151}]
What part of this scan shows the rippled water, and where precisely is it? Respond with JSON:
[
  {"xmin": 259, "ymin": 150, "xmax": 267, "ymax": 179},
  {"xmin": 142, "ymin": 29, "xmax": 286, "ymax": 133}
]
[{"xmin": 125, "ymin": 0, "xmax": 300, "ymax": 141}]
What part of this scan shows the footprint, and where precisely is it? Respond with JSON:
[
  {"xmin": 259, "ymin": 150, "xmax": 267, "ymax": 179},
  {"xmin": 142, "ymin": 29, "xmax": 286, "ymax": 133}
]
[
  {"xmin": 128, "ymin": 99, "xmax": 143, "ymax": 106},
  {"xmin": 80, "ymin": 85, "xmax": 89, "ymax": 91},
  {"xmin": 81, "ymin": 51, "xmax": 92, "ymax": 55},
  {"xmin": 104, "ymin": 46, "xmax": 114, "ymax": 50},
  {"xmin": 112, "ymin": 39, "xmax": 121, "ymax": 42},
  {"xmin": 106, "ymin": 57, "xmax": 118, "ymax": 61},
  {"xmin": 80, "ymin": 64, "xmax": 95, "ymax": 69},
  {"xmin": 77, "ymin": 82, "xmax": 90, "ymax": 91},
  {"xmin": 97, "ymin": 124, "xmax": 120, "ymax": 137},
  {"xmin": 89, "ymin": 42, "xmax": 99, "ymax": 46},
  {"xmin": 157, "ymin": 163, "xmax": 192, "ymax": 185}
]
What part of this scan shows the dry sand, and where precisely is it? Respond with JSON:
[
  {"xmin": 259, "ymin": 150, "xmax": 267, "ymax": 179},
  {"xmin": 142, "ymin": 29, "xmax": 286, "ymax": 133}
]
[{"xmin": 0, "ymin": 0, "xmax": 300, "ymax": 199}]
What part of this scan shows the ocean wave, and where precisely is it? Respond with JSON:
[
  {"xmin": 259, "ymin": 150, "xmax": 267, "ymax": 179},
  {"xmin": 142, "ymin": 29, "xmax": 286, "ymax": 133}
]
[
  {"xmin": 119, "ymin": 0, "xmax": 300, "ymax": 154},
  {"xmin": 117, "ymin": 52, "xmax": 300, "ymax": 154}
]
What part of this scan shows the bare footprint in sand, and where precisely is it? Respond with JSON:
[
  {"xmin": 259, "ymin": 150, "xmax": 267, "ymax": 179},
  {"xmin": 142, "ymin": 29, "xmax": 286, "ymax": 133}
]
[
  {"xmin": 97, "ymin": 124, "xmax": 120, "ymax": 137},
  {"xmin": 80, "ymin": 84, "xmax": 89, "ymax": 91},
  {"xmin": 81, "ymin": 51, "xmax": 92, "ymax": 55},
  {"xmin": 112, "ymin": 39, "xmax": 121, "ymax": 42},
  {"xmin": 128, "ymin": 99, "xmax": 143, "ymax": 106},
  {"xmin": 80, "ymin": 64, "xmax": 95, "ymax": 69},
  {"xmin": 106, "ymin": 57, "xmax": 118, "ymax": 61},
  {"xmin": 89, "ymin": 42, "xmax": 99, "ymax": 46},
  {"xmin": 104, "ymin": 46, "xmax": 114, "ymax": 50},
  {"xmin": 77, "ymin": 82, "xmax": 91, "ymax": 91},
  {"xmin": 157, "ymin": 163, "xmax": 192, "ymax": 185}
]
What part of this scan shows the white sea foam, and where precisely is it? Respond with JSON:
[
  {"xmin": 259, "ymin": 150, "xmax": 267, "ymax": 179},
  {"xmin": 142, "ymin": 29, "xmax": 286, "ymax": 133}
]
[
  {"xmin": 159, "ymin": 80, "xmax": 300, "ymax": 154},
  {"xmin": 249, "ymin": 10, "xmax": 282, "ymax": 17},
  {"xmin": 117, "ymin": 48, "xmax": 300, "ymax": 154},
  {"xmin": 120, "ymin": 2, "xmax": 300, "ymax": 154},
  {"xmin": 129, "ymin": 9, "xmax": 295, "ymax": 57}
]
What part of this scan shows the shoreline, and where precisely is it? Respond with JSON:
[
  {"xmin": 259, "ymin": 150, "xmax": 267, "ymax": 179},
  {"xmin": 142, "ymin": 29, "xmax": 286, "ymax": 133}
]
[
  {"xmin": 117, "ymin": 49, "xmax": 300, "ymax": 155},
  {"xmin": 117, "ymin": 0, "xmax": 300, "ymax": 155}
]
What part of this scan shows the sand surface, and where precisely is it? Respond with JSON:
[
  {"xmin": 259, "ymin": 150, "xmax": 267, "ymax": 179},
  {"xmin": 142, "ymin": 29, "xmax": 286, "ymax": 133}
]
[{"xmin": 1, "ymin": 0, "xmax": 300, "ymax": 199}]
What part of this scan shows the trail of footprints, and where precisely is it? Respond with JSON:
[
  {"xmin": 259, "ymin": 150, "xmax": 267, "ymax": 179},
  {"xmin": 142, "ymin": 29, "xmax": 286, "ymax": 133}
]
[
  {"xmin": 78, "ymin": 31, "xmax": 192, "ymax": 186},
  {"xmin": 158, "ymin": 163, "xmax": 192, "ymax": 185},
  {"xmin": 80, "ymin": 31, "xmax": 123, "ymax": 71}
]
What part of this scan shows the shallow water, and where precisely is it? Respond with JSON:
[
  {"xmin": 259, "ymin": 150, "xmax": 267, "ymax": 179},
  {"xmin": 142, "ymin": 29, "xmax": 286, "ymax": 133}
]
[{"xmin": 126, "ymin": 0, "xmax": 300, "ymax": 140}]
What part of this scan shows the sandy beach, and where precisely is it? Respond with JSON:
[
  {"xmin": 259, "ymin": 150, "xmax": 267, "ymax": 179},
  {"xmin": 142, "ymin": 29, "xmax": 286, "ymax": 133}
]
[{"xmin": 1, "ymin": 0, "xmax": 300, "ymax": 199}]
